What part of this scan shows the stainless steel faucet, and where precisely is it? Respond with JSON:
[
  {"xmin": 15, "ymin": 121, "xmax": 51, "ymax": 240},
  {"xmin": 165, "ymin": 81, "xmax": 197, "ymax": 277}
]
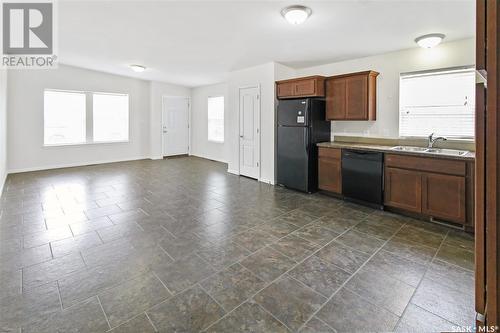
[{"xmin": 427, "ymin": 133, "xmax": 447, "ymax": 148}]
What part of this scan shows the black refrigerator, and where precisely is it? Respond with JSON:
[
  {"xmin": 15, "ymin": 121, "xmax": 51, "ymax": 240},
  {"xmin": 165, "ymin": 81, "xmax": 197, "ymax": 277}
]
[{"xmin": 276, "ymin": 98, "xmax": 331, "ymax": 193}]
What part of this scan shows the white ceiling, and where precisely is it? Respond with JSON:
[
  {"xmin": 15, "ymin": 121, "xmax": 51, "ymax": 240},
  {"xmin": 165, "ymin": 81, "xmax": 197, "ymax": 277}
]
[{"xmin": 58, "ymin": 0, "xmax": 475, "ymax": 87}]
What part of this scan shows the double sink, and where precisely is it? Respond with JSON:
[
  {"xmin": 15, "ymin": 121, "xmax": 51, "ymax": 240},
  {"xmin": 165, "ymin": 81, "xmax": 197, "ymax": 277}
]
[{"xmin": 391, "ymin": 146, "xmax": 469, "ymax": 157}]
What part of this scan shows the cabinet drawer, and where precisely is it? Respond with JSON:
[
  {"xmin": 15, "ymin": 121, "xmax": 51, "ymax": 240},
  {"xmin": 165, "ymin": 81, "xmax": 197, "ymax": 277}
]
[
  {"xmin": 318, "ymin": 147, "xmax": 341, "ymax": 159},
  {"xmin": 385, "ymin": 154, "xmax": 466, "ymax": 176}
]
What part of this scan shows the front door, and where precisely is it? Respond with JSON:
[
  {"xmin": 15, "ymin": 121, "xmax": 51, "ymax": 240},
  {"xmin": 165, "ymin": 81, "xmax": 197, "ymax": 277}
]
[
  {"xmin": 162, "ymin": 96, "xmax": 189, "ymax": 157},
  {"xmin": 239, "ymin": 86, "xmax": 260, "ymax": 179}
]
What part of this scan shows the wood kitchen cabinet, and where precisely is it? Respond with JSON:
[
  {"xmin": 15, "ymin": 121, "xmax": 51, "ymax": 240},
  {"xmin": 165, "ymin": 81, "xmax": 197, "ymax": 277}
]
[
  {"xmin": 326, "ymin": 71, "xmax": 378, "ymax": 121},
  {"xmin": 318, "ymin": 147, "xmax": 342, "ymax": 194},
  {"xmin": 422, "ymin": 173, "xmax": 466, "ymax": 224},
  {"xmin": 384, "ymin": 153, "xmax": 472, "ymax": 226},
  {"xmin": 276, "ymin": 76, "xmax": 326, "ymax": 99},
  {"xmin": 385, "ymin": 167, "xmax": 422, "ymax": 213}
]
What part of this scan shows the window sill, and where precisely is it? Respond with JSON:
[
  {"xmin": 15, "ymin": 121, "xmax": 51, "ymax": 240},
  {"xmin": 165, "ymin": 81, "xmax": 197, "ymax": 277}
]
[
  {"xmin": 43, "ymin": 140, "xmax": 130, "ymax": 148},
  {"xmin": 208, "ymin": 140, "xmax": 224, "ymax": 144}
]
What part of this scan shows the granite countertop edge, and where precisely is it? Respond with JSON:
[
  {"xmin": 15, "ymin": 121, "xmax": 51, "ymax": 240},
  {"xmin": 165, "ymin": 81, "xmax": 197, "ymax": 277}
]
[{"xmin": 317, "ymin": 142, "xmax": 475, "ymax": 161}]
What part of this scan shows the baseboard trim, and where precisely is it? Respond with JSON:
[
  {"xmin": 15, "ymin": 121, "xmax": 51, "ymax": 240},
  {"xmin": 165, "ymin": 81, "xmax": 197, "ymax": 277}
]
[
  {"xmin": 259, "ymin": 178, "xmax": 275, "ymax": 185},
  {"xmin": 7, "ymin": 156, "xmax": 151, "ymax": 174},
  {"xmin": 227, "ymin": 168, "xmax": 240, "ymax": 175},
  {"xmin": 150, "ymin": 156, "xmax": 164, "ymax": 160},
  {"xmin": 190, "ymin": 153, "xmax": 227, "ymax": 164}
]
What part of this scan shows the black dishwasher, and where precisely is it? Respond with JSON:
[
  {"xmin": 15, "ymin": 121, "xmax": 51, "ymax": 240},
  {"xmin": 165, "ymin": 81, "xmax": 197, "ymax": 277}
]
[{"xmin": 341, "ymin": 150, "xmax": 384, "ymax": 208}]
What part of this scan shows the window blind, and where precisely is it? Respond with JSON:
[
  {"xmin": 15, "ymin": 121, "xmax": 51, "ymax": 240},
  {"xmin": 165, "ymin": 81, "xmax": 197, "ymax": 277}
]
[{"xmin": 399, "ymin": 67, "xmax": 475, "ymax": 139}]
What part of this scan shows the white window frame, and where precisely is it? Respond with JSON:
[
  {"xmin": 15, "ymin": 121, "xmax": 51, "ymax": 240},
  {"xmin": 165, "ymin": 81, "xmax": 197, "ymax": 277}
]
[
  {"xmin": 207, "ymin": 95, "xmax": 225, "ymax": 143},
  {"xmin": 43, "ymin": 89, "xmax": 130, "ymax": 147},
  {"xmin": 398, "ymin": 66, "xmax": 475, "ymax": 141}
]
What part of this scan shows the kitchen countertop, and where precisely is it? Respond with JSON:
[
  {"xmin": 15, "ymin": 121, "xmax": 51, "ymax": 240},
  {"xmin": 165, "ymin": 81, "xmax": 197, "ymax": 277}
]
[{"xmin": 317, "ymin": 141, "xmax": 476, "ymax": 161}]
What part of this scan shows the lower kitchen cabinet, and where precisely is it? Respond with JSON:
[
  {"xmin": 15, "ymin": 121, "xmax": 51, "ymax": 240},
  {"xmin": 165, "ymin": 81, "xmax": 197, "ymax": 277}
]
[
  {"xmin": 318, "ymin": 148, "xmax": 342, "ymax": 194},
  {"xmin": 384, "ymin": 167, "xmax": 422, "ymax": 213},
  {"xmin": 422, "ymin": 173, "xmax": 466, "ymax": 224},
  {"xmin": 384, "ymin": 153, "xmax": 471, "ymax": 226}
]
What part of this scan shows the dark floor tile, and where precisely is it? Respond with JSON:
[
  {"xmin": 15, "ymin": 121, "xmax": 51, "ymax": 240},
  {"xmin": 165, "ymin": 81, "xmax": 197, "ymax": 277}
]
[
  {"xmin": 435, "ymin": 244, "xmax": 474, "ymax": 271},
  {"xmin": 296, "ymin": 203, "xmax": 335, "ymax": 218},
  {"xmin": 0, "ymin": 282, "xmax": 61, "ymax": 331},
  {"xmin": 108, "ymin": 209, "xmax": 148, "ymax": 224},
  {"xmin": 96, "ymin": 221, "xmax": 144, "ymax": 243},
  {"xmin": 0, "ymin": 243, "xmax": 52, "ymax": 273},
  {"xmin": 147, "ymin": 285, "xmax": 224, "ymax": 332},
  {"xmin": 314, "ymin": 215, "xmax": 360, "ymax": 233},
  {"xmin": 205, "ymin": 301, "xmax": 289, "ymax": 333},
  {"xmin": 99, "ymin": 273, "xmax": 171, "ymax": 327},
  {"xmin": 394, "ymin": 225, "xmax": 446, "ymax": 249},
  {"xmin": 153, "ymin": 253, "xmax": 216, "ymax": 294},
  {"xmin": 50, "ymin": 232, "xmax": 102, "ymax": 258},
  {"xmin": 345, "ymin": 266, "xmax": 415, "ymax": 316},
  {"xmin": 444, "ymin": 230, "xmax": 474, "ymax": 251},
  {"xmin": 254, "ymin": 275, "xmax": 326, "ymax": 331},
  {"xmin": 21, "ymin": 296, "xmax": 109, "ymax": 333},
  {"xmin": 335, "ymin": 229, "xmax": 385, "ymax": 255},
  {"xmin": 330, "ymin": 205, "xmax": 370, "ymax": 221},
  {"xmin": 288, "ymin": 256, "xmax": 351, "ymax": 298},
  {"xmin": 315, "ymin": 241, "xmax": 370, "ymax": 274},
  {"xmin": 81, "ymin": 237, "xmax": 137, "ymax": 267},
  {"xmin": 23, "ymin": 226, "xmax": 73, "ymax": 248},
  {"xmin": 411, "ymin": 278, "xmax": 475, "ymax": 327},
  {"xmin": 58, "ymin": 258, "xmax": 150, "ymax": 308},
  {"xmin": 240, "ymin": 247, "xmax": 296, "ymax": 282},
  {"xmin": 200, "ymin": 263, "xmax": 266, "ymax": 312},
  {"xmin": 108, "ymin": 313, "xmax": 156, "ymax": 333},
  {"xmin": 425, "ymin": 259, "xmax": 474, "ymax": 294},
  {"xmin": 317, "ymin": 288, "xmax": 399, "ymax": 333},
  {"xmin": 382, "ymin": 237, "xmax": 437, "ymax": 266},
  {"xmin": 196, "ymin": 241, "xmax": 250, "ymax": 270},
  {"xmin": 291, "ymin": 224, "xmax": 339, "ymax": 246},
  {"xmin": 22, "ymin": 253, "xmax": 86, "ymax": 290},
  {"xmin": 159, "ymin": 232, "xmax": 210, "ymax": 260},
  {"xmin": 69, "ymin": 216, "xmax": 113, "ymax": 236},
  {"xmin": 258, "ymin": 219, "xmax": 301, "ymax": 238},
  {"xmin": 353, "ymin": 215, "xmax": 403, "ymax": 240},
  {"xmin": 299, "ymin": 317, "xmax": 335, "ymax": 333},
  {"xmin": 270, "ymin": 234, "xmax": 320, "ymax": 262},
  {"xmin": 277, "ymin": 210, "xmax": 319, "ymax": 227},
  {"xmin": 231, "ymin": 228, "xmax": 279, "ymax": 252},
  {"xmin": 365, "ymin": 250, "xmax": 427, "ymax": 287},
  {"xmin": 395, "ymin": 303, "xmax": 457, "ymax": 333}
]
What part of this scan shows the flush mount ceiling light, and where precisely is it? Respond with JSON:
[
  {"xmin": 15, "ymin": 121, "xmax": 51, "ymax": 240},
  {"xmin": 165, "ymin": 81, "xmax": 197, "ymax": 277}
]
[
  {"xmin": 415, "ymin": 33, "xmax": 445, "ymax": 48},
  {"xmin": 281, "ymin": 5, "xmax": 312, "ymax": 25},
  {"xmin": 129, "ymin": 64, "xmax": 146, "ymax": 72}
]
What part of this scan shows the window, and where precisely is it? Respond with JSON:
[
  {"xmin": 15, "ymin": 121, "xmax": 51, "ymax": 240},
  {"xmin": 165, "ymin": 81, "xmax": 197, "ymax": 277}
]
[
  {"xmin": 43, "ymin": 90, "xmax": 129, "ymax": 146},
  {"xmin": 399, "ymin": 67, "xmax": 475, "ymax": 139},
  {"xmin": 44, "ymin": 90, "xmax": 86, "ymax": 145},
  {"xmin": 93, "ymin": 93, "xmax": 129, "ymax": 142},
  {"xmin": 207, "ymin": 96, "xmax": 224, "ymax": 143}
]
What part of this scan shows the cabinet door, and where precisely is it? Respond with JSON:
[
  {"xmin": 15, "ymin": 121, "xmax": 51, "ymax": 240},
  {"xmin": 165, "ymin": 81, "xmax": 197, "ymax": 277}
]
[
  {"xmin": 294, "ymin": 79, "xmax": 316, "ymax": 96},
  {"xmin": 326, "ymin": 78, "xmax": 346, "ymax": 120},
  {"xmin": 345, "ymin": 75, "xmax": 368, "ymax": 119},
  {"xmin": 318, "ymin": 157, "xmax": 342, "ymax": 193},
  {"xmin": 384, "ymin": 167, "xmax": 422, "ymax": 213},
  {"xmin": 277, "ymin": 82, "xmax": 295, "ymax": 98},
  {"xmin": 422, "ymin": 173, "xmax": 466, "ymax": 224}
]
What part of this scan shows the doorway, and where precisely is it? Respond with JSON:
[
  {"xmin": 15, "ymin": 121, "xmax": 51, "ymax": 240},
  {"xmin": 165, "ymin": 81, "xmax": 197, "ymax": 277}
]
[
  {"xmin": 238, "ymin": 85, "xmax": 260, "ymax": 179},
  {"xmin": 162, "ymin": 96, "xmax": 190, "ymax": 157}
]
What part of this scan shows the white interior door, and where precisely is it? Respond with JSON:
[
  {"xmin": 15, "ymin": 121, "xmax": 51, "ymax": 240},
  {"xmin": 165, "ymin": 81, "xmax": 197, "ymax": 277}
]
[
  {"xmin": 162, "ymin": 96, "xmax": 189, "ymax": 156},
  {"xmin": 239, "ymin": 86, "xmax": 260, "ymax": 179}
]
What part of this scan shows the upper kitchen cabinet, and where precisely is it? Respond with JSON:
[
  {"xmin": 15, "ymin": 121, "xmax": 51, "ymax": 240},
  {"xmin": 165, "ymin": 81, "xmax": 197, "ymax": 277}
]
[
  {"xmin": 276, "ymin": 76, "xmax": 326, "ymax": 99},
  {"xmin": 326, "ymin": 71, "xmax": 379, "ymax": 121}
]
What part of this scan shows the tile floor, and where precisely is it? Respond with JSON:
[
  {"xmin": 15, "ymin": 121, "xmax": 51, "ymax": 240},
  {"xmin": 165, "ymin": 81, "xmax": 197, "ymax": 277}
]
[{"xmin": 0, "ymin": 157, "xmax": 475, "ymax": 332}]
